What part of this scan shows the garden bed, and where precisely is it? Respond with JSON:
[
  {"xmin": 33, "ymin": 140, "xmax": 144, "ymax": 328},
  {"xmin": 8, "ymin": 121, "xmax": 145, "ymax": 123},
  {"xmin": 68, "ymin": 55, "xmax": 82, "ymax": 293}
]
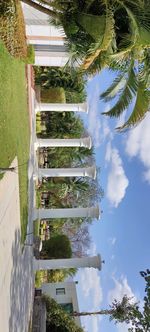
[{"xmin": 0, "ymin": 0, "xmax": 27, "ymax": 59}]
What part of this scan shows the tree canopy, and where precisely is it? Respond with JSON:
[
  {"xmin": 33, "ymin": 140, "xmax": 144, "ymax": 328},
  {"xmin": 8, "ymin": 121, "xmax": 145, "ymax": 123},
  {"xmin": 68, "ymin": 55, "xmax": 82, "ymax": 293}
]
[
  {"xmin": 35, "ymin": 66, "xmax": 87, "ymax": 103},
  {"xmin": 23, "ymin": 0, "xmax": 150, "ymax": 71}
]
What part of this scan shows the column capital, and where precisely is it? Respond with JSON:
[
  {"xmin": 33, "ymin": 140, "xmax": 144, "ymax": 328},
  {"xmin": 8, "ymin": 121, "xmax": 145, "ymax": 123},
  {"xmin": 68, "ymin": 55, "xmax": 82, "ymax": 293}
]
[
  {"xmin": 89, "ymin": 205, "xmax": 100, "ymax": 220},
  {"xmin": 85, "ymin": 165, "xmax": 96, "ymax": 179},
  {"xmin": 81, "ymin": 136, "xmax": 92, "ymax": 149},
  {"xmin": 87, "ymin": 254, "xmax": 102, "ymax": 270},
  {"xmin": 79, "ymin": 102, "xmax": 88, "ymax": 113}
]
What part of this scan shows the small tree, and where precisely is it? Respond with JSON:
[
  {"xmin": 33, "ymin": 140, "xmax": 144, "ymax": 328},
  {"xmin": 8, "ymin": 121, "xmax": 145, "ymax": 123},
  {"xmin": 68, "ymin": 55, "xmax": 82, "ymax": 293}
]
[
  {"xmin": 72, "ymin": 270, "xmax": 150, "ymax": 332},
  {"xmin": 62, "ymin": 223, "xmax": 91, "ymax": 257},
  {"xmin": 41, "ymin": 234, "xmax": 72, "ymax": 259}
]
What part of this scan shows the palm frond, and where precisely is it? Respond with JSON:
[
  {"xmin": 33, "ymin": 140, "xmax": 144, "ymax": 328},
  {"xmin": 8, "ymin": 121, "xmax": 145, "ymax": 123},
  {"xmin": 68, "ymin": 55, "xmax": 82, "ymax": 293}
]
[
  {"xmin": 137, "ymin": 28, "xmax": 150, "ymax": 47},
  {"xmin": 118, "ymin": 0, "xmax": 150, "ymax": 31},
  {"xmin": 76, "ymin": 13, "xmax": 106, "ymax": 42},
  {"xmin": 100, "ymin": 73, "xmax": 127, "ymax": 102},
  {"xmin": 102, "ymin": 64, "xmax": 138, "ymax": 118},
  {"xmin": 117, "ymin": 83, "xmax": 150, "ymax": 130},
  {"xmin": 108, "ymin": 59, "xmax": 129, "ymax": 72},
  {"xmin": 109, "ymin": 49, "xmax": 132, "ymax": 65},
  {"xmin": 80, "ymin": 9, "xmax": 115, "ymax": 69}
]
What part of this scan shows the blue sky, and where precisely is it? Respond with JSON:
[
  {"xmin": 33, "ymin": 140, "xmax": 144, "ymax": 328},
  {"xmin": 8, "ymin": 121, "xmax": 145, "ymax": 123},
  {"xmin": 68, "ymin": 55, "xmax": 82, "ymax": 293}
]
[{"xmin": 75, "ymin": 71, "xmax": 150, "ymax": 332}]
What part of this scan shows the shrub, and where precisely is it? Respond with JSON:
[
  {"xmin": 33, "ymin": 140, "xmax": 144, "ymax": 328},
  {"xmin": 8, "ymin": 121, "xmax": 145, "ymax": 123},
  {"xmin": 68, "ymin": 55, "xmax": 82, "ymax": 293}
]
[
  {"xmin": 42, "ymin": 295, "xmax": 84, "ymax": 332},
  {"xmin": 41, "ymin": 234, "xmax": 72, "ymax": 259},
  {"xmin": 40, "ymin": 87, "xmax": 66, "ymax": 103}
]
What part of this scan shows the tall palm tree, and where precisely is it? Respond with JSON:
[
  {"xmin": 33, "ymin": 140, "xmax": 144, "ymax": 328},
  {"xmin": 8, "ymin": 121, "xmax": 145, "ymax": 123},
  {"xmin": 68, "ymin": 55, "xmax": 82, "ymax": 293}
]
[
  {"xmin": 72, "ymin": 295, "xmax": 137, "ymax": 321},
  {"xmin": 72, "ymin": 270, "xmax": 150, "ymax": 331},
  {"xmin": 23, "ymin": 0, "xmax": 150, "ymax": 130},
  {"xmin": 22, "ymin": 1, "xmax": 150, "ymax": 70}
]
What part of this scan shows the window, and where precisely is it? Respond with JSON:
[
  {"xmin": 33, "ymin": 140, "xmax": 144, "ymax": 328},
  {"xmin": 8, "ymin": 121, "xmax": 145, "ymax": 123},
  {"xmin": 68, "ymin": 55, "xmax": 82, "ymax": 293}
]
[
  {"xmin": 60, "ymin": 303, "xmax": 73, "ymax": 314},
  {"xmin": 56, "ymin": 288, "xmax": 65, "ymax": 295}
]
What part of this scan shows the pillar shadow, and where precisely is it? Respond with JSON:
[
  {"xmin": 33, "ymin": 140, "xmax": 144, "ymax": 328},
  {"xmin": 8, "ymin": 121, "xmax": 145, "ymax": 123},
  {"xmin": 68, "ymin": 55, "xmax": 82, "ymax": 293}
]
[{"xmin": 9, "ymin": 228, "xmax": 34, "ymax": 332}]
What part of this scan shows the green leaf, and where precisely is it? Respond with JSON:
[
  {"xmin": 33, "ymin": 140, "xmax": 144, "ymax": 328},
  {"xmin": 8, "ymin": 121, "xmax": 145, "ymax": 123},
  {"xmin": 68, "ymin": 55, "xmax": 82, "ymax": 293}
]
[
  {"xmin": 117, "ymin": 83, "xmax": 150, "ymax": 130},
  {"xmin": 100, "ymin": 73, "xmax": 127, "ymax": 102},
  {"xmin": 102, "ymin": 64, "xmax": 138, "ymax": 118},
  {"xmin": 77, "ymin": 13, "xmax": 106, "ymax": 42}
]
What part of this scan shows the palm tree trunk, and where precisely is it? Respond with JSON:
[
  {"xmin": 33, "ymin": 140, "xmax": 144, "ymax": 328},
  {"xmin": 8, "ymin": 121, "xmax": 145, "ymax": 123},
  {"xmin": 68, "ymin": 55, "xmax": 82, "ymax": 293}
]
[
  {"xmin": 72, "ymin": 309, "xmax": 114, "ymax": 317},
  {"xmin": 82, "ymin": 49, "xmax": 102, "ymax": 70},
  {"xmin": 21, "ymin": 0, "xmax": 58, "ymax": 18}
]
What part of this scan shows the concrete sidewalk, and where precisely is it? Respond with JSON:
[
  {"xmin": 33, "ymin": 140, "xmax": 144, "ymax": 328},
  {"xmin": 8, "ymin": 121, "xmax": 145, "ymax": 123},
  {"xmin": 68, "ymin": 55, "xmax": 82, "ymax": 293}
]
[
  {"xmin": 0, "ymin": 64, "xmax": 37, "ymax": 330},
  {"xmin": 0, "ymin": 158, "xmax": 32, "ymax": 331}
]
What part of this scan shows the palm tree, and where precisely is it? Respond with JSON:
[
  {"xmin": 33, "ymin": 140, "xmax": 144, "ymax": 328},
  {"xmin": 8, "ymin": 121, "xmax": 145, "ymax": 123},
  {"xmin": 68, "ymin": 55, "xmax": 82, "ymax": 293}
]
[
  {"xmin": 23, "ymin": 1, "xmax": 150, "ymax": 130},
  {"xmin": 35, "ymin": 66, "xmax": 86, "ymax": 94},
  {"xmin": 38, "ymin": 111, "xmax": 85, "ymax": 139},
  {"xmin": 72, "ymin": 270, "xmax": 150, "ymax": 331},
  {"xmin": 72, "ymin": 295, "xmax": 136, "ymax": 321},
  {"xmin": 22, "ymin": 1, "xmax": 150, "ymax": 71},
  {"xmin": 100, "ymin": 48, "xmax": 150, "ymax": 130}
]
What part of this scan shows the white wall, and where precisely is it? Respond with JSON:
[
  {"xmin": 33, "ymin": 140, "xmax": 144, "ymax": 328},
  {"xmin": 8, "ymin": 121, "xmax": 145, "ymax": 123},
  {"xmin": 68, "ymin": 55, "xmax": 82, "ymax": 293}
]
[
  {"xmin": 35, "ymin": 54, "xmax": 69, "ymax": 66},
  {"xmin": 42, "ymin": 282, "xmax": 81, "ymax": 327},
  {"xmin": 22, "ymin": 3, "xmax": 69, "ymax": 66}
]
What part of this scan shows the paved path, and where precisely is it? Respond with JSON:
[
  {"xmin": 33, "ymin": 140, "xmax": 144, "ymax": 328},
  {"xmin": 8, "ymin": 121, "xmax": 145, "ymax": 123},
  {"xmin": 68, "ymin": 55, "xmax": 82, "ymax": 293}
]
[
  {"xmin": 0, "ymin": 65, "xmax": 37, "ymax": 332},
  {"xmin": 0, "ymin": 158, "xmax": 33, "ymax": 331}
]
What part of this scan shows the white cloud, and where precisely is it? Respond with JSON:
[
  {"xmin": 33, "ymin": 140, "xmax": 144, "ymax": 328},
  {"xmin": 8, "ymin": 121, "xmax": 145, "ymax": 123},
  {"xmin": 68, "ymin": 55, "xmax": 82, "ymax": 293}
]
[
  {"xmin": 108, "ymin": 275, "xmax": 136, "ymax": 304},
  {"xmin": 105, "ymin": 141, "xmax": 112, "ymax": 162},
  {"xmin": 82, "ymin": 315, "xmax": 101, "ymax": 332},
  {"xmin": 87, "ymin": 90, "xmax": 113, "ymax": 148},
  {"xmin": 108, "ymin": 237, "xmax": 116, "ymax": 246},
  {"xmin": 116, "ymin": 110, "xmax": 127, "ymax": 128},
  {"xmin": 77, "ymin": 242, "xmax": 103, "ymax": 332},
  {"xmin": 125, "ymin": 114, "xmax": 150, "ymax": 184},
  {"xmin": 102, "ymin": 109, "xmax": 114, "ymax": 142},
  {"xmin": 88, "ymin": 242, "xmax": 97, "ymax": 256},
  {"xmin": 143, "ymin": 169, "xmax": 150, "ymax": 183},
  {"xmin": 80, "ymin": 268, "xmax": 103, "ymax": 308},
  {"xmin": 88, "ymin": 86, "xmax": 102, "ymax": 148},
  {"xmin": 106, "ymin": 144, "xmax": 129, "ymax": 207}
]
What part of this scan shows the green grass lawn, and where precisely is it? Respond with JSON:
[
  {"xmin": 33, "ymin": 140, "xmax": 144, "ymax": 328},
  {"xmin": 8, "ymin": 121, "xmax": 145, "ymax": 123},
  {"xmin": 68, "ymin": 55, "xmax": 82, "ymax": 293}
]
[{"xmin": 0, "ymin": 42, "xmax": 30, "ymax": 242}]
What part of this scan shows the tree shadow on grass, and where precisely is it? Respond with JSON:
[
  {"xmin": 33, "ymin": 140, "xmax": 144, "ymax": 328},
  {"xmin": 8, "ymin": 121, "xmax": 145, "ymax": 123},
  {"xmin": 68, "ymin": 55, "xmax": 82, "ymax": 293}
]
[{"xmin": 9, "ymin": 228, "xmax": 34, "ymax": 332}]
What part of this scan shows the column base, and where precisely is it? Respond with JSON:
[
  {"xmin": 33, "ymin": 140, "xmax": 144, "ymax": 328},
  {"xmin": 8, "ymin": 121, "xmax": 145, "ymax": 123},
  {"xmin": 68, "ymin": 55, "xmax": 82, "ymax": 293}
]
[
  {"xmin": 34, "ymin": 142, "xmax": 38, "ymax": 150},
  {"xmin": 33, "ymin": 257, "xmax": 38, "ymax": 271},
  {"xmin": 32, "ymin": 208, "xmax": 38, "ymax": 221}
]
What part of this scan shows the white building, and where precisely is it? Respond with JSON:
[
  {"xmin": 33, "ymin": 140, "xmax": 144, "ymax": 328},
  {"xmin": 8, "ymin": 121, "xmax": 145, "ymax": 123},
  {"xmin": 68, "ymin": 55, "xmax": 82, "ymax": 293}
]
[
  {"xmin": 22, "ymin": 3, "xmax": 69, "ymax": 66},
  {"xmin": 41, "ymin": 281, "xmax": 81, "ymax": 327}
]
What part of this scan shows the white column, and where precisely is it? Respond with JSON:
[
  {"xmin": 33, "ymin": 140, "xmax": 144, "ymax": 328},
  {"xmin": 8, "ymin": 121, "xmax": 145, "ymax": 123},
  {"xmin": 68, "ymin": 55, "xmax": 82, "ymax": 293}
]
[
  {"xmin": 33, "ymin": 205, "xmax": 100, "ymax": 220},
  {"xmin": 35, "ymin": 136, "xmax": 92, "ymax": 149},
  {"xmin": 35, "ymin": 102, "xmax": 88, "ymax": 113},
  {"xmin": 38, "ymin": 165, "xmax": 96, "ymax": 179},
  {"xmin": 33, "ymin": 254, "xmax": 102, "ymax": 271}
]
